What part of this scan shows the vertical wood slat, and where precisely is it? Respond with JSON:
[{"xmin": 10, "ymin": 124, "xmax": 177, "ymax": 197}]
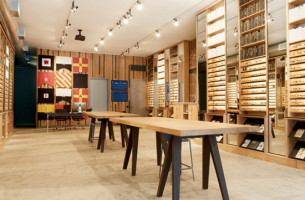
[{"xmin": 36, "ymin": 49, "xmax": 147, "ymax": 126}]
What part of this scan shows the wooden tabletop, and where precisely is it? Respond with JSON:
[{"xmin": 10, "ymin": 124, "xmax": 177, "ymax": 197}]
[
  {"xmin": 110, "ymin": 117, "xmax": 260, "ymax": 137},
  {"xmin": 82, "ymin": 111, "xmax": 139, "ymax": 119}
]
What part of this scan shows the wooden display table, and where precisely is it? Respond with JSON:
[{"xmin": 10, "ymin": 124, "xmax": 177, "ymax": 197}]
[
  {"xmin": 82, "ymin": 111, "xmax": 139, "ymax": 152},
  {"xmin": 110, "ymin": 117, "xmax": 259, "ymax": 200}
]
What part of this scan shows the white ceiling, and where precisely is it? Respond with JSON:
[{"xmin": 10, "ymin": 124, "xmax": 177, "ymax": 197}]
[{"xmin": 17, "ymin": 0, "xmax": 216, "ymax": 56}]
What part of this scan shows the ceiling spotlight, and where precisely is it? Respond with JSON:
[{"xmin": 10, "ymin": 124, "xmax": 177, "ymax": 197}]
[
  {"xmin": 233, "ymin": 27, "xmax": 238, "ymax": 36},
  {"xmin": 62, "ymin": 31, "xmax": 68, "ymax": 39},
  {"xmin": 235, "ymin": 42, "xmax": 239, "ymax": 50},
  {"xmin": 173, "ymin": 18, "xmax": 179, "ymax": 27},
  {"xmin": 137, "ymin": 1, "xmax": 143, "ymax": 10},
  {"xmin": 135, "ymin": 42, "xmax": 139, "ymax": 49},
  {"xmin": 127, "ymin": 9, "xmax": 133, "ymax": 19},
  {"xmin": 65, "ymin": 20, "xmax": 71, "ymax": 29},
  {"xmin": 121, "ymin": 52, "xmax": 125, "ymax": 57},
  {"xmin": 71, "ymin": 1, "xmax": 78, "ymax": 13},
  {"xmin": 58, "ymin": 40, "xmax": 64, "ymax": 48},
  {"xmin": 155, "ymin": 30, "xmax": 160, "ymax": 38},
  {"xmin": 108, "ymin": 29, "xmax": 113, "ymax": 36},
  {"xmin": 123, "ymin": 16, "xmax": 129, "ymax": 24},
  {"xmin": 100, "ymin": 38, "xmax": 104, "ymax": 45},
  {"xmin": 94, "ymin": 45, "xmax": 98, "ymax": 52},
  {"xmin": 117, "ymin": 21, "xmax": 122, "ymax": 29},
  {"xmin": 125, "ymin": 48, "xmax": 130, "ymax": 54},
  {"xmin": 202, "ymin": 41, "xmax": 206, "ymax": 47},
  {"xmin": 267, "ymin": 13, "xmax": 274, "ymax": 24}
]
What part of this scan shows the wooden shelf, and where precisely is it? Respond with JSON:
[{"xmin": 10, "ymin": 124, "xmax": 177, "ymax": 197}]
[
  {"xmin": 207, "ymin": 15, "xmax": 225, "ymax": 25},
  {"xmin": 208, "ymin": 41, "xmax": 225, "ymax": 49},
  {"xmin": 207, "ymin": 28, "xmax": 225, "ymax": 37},
  {"xmin": 289, "ymin": 17, "xmax": 305, "ymax": 26},
  {"xmin": 240, "ymin": 0, "xmax": 259, "ymax": 9},
  {"xmin": 241, "ymin": 55, "xmax": 266, "ymax": 62},
  {"xmin": 240, "ymin": 9, "xmax": 265, "ymax": 22},
  {"xmin": 289, "ymin": 0, "xmax": 305, "ymax": 5},
  {"xmin": 241, "ymin": 40, "xmax": 265, "ymax": 49},
  {"xmin": 241, "ymin": 24, "xmax": 265, "ymax": 35}
]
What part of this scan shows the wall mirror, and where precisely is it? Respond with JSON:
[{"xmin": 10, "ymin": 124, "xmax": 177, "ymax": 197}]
[
  {"xmin": 226, "ymin": 0, "xmax": 239, "ymax": 146},
  {"xmin": 267, "ymin": 0, "xmax": 287, "ymax": 156},
  {"xmin": 197, "ymin": 11, "xmax": 207, "ymax": 116}
]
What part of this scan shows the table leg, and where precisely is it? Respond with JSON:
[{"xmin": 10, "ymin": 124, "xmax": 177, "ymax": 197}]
[
  {"xmin": 108, "ymin": 121, "xmax": 115, "ymax": 142},
  {"xmin": 156, "ymin": 132, "xmax": 162, "ymax": 166},
  {"xmin": 100, "ymin": 119, "xmax": 107, "ymax": 153},
  {"xmin": 88, "ymin": 118, "xmax": 96, "ymax": 143},
  {"xmin": 172, "ymin": 136, "xmax": 182, "ymax": 200},
  {"xmin": 202, "ymin": 136, "xmax": 211, "ymax": 189},
  {"xmin": 208, "ymin": 135, "xmax": 229, "ymax": 200},
  {"xmin": 123, "ymin": 127, "xmax": 134, "ymax": 169},
  {"xmin": 157, "ymin": 135, "xmax": 173, "ymax": 197},
  {"xmin": 120, "ymin": 124, "xmax": 126, "ymax": 148},
  {"xmin": 47, "ymin": 113, "xmax": 49, "ymax": 134},
  {"xmin": 131, "ymin": 127, "xmax": 139, "ymax": 176}
]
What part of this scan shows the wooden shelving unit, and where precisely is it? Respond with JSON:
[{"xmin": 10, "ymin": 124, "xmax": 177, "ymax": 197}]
[
  {"xmin": 0, "ymin": 25, "xmax": 15, "ymax": 143},
  {"xmin": 206, "ymin": 0, "xmax": 226, "ymax": 114},
  {"xmin": 239, "ymin": 0, "xmax": 268, "ymax": 114},
  {"xmin": 147, "ymin": 41, "xmax": 190, "ymax": 118},
  {"xmin": 286, "ymin": 0, "xmax": 305, "ymax": 161},
  {"xmin": 157, "ymin": 52, "xmax": 166, "ymax": 113},
  {"xmin": 146, "ymin": 56, "xmax": 154, "ymax": 117},
  {"xmin": 173, "ymin": 102, "xmax": 198, "ymax": 120},
  {"xmin": 227, "ymin": 63, "xmax": 239, "ymax": 112},
  {"xmin": 169, "ymin": 46, "xmax": 179, "ymax": 108}
]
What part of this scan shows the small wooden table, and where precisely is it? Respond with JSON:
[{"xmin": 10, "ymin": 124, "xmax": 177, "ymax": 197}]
[
  {"xmin": 82, "ymin": 111, "xmax": 139, "ymax": 152},
  {"xmin": 110, "ymin": 117, "xmax": 259, "ymax": 200}
]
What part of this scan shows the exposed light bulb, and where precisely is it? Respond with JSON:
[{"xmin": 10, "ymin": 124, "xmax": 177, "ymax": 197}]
[
  {"xmin": 65, "ymin": 20, "xmax": 71, "ymax": 29},
  {"xmin": 94, "ymin": 45, "xmax": 98, "ymax": 52},
  {"xmin": 100, "ymin": 38, "xmax": 104, "ymax": 45},
  {"xmin": 117, "ymin": 21, "xmax": 122, "ymax": 29},
  {"xmin": 62, "ymin": 32, "xmax": 67, "ymax": 39},
  {"xmin": 173, "ymin": 18, "xmax": 179, "ymax": 27},
  {"xmin": 135, "ymin": 42, "xmax": 139, "ymax": 49},
  {"xmin": 123, "ymin": 16, "xmax": 129, "ymax": 24},
  {"xmin": 137, "ymin": 1, "xmax": 143, "ymax": 10},
  {"xmin": 267, "ymin": 13, "xmax": 274, "ymax": 24},
  {"xmin": 127, "ymin": 9, "xmax": 133, "ymax": 19},
  {"xmin": 71, "ymin": 1, "xmax": 78, "ymax": 13},
  {"xmin": 155, "ymin": 30, "xmax": 160, "ymax": 38},
  {"xmin": 108, "ymin": 29, "xmax": 113, "ymax": 36},
  {"xmin": 233, "ymin": 27, "xmax": 238, "ymax": 36},
  {"xmin": 58, "ymin": 40, "xmax": 64, "ymax": 48}
]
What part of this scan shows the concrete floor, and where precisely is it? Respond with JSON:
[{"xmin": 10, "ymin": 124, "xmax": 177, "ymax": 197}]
[{"xmin": 0, "ymin": 126, "xmax": 304, "ymax": 200}]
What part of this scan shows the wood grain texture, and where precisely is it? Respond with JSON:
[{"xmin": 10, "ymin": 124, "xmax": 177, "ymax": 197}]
[
  {"xmin": 82, "ymin": 111, "xmax": 139, "ymax": 119},
  {"xmin": 37, "ymin": 49, "xmax": 147, "ymax": 126},
  {"xmin": 110, "ymin": 117, "xmax": 259, "ymax": 137}
]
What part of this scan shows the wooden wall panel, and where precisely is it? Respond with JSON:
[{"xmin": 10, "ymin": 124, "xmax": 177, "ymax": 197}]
[{"xmin": 37, "ymin": 49, "xmax": 146, "ymax": 125}]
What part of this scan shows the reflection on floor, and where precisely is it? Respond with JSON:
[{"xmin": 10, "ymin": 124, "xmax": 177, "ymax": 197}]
[{"xmin": 0, "ymin": 126, "xmax": 304, "ymax": 200}]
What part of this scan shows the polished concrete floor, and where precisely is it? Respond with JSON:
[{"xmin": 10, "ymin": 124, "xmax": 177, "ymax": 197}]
[{"xmin": 0, "ymin": 126, "xmax": 304, "ymax": 200}]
